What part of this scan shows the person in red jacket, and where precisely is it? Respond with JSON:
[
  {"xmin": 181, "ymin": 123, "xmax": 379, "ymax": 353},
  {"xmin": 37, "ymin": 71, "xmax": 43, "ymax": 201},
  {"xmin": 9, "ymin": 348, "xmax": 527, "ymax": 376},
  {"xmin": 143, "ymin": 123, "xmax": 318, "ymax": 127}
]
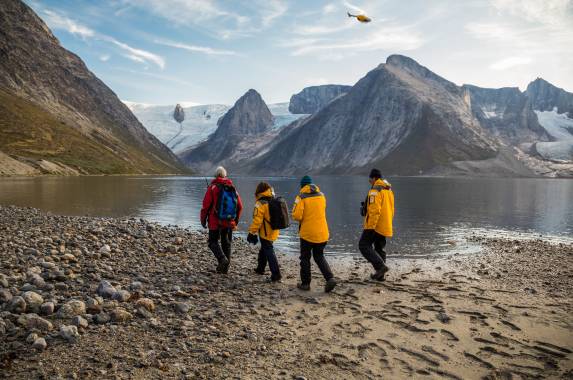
[{"xmin": 200, "ymin": 166, "xmax": 243, "ymax": 274}]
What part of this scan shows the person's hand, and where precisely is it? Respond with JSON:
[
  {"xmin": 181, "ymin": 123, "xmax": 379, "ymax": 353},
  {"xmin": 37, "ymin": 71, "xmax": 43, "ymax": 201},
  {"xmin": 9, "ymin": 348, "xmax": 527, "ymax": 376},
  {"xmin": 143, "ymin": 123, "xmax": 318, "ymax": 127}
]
[
  {"xmin": 247, "ymin": 233, "xmax": 258, "ymax": 245},
  {"xmin": 201, "ymin": 219, "xmax": 207, "ymax": 229}
]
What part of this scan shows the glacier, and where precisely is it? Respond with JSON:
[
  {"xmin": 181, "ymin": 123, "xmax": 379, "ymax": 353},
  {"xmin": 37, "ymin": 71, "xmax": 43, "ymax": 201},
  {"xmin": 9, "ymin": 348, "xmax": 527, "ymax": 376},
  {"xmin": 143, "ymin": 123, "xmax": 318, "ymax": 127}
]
[
  {"xmin": 125, "ymin": 101, "xmax": 308, "ymax": 154},
  {"xmin": 534, "ymin": 108, "xmax": 573, "ymax": 162}
]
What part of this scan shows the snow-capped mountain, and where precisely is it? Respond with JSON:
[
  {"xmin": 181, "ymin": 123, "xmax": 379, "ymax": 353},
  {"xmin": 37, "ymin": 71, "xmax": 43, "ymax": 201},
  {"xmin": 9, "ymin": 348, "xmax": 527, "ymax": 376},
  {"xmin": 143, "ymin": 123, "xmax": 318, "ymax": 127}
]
[{"xmin": 125, "ymin": 100, "xmax": 308, "ymax": 154}]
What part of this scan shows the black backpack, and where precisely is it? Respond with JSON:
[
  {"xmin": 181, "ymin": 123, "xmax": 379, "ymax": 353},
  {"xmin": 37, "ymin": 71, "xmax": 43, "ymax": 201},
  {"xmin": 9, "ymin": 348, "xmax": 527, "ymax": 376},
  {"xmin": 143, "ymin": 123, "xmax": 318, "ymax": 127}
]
[{"xmin": 262, "ymin": 196, "xmax": 290, "ymax": 230}]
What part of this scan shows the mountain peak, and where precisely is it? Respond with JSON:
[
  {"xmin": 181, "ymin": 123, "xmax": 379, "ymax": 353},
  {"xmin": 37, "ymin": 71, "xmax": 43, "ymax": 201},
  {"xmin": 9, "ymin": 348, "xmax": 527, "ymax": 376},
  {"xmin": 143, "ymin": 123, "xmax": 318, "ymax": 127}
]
[{"xmin": 526, "ymin": 77, "xmax": 573, "ymax": 114}]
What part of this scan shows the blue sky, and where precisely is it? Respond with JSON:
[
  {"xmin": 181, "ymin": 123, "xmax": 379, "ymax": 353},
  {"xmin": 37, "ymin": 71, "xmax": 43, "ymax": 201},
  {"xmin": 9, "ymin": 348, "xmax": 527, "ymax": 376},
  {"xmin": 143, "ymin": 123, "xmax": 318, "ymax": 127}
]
[{"xmin": 27, "ymin": 0, "xmax": 573, "ymax": 105}]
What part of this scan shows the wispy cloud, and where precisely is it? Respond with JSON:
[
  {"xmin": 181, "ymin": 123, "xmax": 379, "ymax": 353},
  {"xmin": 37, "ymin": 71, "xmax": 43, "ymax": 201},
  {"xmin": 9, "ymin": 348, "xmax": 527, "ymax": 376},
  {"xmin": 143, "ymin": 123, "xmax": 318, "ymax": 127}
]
[
  {"xmin": 99, "ymin": 54, "xmax": 110, "ymax": 62},
  {"xmin": 284, "ymin": 25, "xmax": 424, "ymax": 58},
  {"xmin": 41, "ymin": 9, "xmax": 95, "ymax": 38},
  {"xmin": 107, "ymin": 38, "xmax": 165, "ymax": 69},
  {"xmin": 491, "ymin": 0, "xmax": 573, "ymax": 27},
  {"xmin": 155, "ymin": 39, "xmax": 238, "ymax": 56},
  {"xmin": 120, "ymin": 0, "xmax": 286, "ymax": 40},
  {"xmin": 37, "ymin": 7, "xmax": 166, "ymax": 70},
  {"xmin": 489, "ymin": 56, "xmax": 532, "ymax": 70}
]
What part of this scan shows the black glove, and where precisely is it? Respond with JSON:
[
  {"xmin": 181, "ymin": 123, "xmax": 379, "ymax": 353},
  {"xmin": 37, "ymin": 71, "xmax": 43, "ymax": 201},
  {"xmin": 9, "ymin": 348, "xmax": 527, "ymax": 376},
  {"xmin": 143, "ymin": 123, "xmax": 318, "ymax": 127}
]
[
  {"xmin": 247, "ymin": 233, "xmax": 258, "ymax": 245},
  {"xmin": 201, "ymin": 219, "xmax": 207, "ymax": 229}
]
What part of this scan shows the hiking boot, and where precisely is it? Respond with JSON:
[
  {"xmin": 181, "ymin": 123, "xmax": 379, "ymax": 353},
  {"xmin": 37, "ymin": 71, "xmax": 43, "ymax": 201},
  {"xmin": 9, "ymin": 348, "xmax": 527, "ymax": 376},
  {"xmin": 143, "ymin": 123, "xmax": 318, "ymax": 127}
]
[
  {"xmin": 370, "ymin": 264, "xmax": 389, "ymax": 281},
  {"xmin": 297, "ymin": 283, "xmax": 310, "ymax": 291},
  {"xmin": 266, "ymin": 276, "xmax": 282, "ymax": 283},
  {"xmin": 254, "ymin": 268, "xmax": 265, "ymax": 275},
  {"xmin": 216, "ymin": 257, "xmax": 229, "ymax": 274},
  {"xmin": 324, "ymin": 278, "xmax": 337, "ymax": 293}
]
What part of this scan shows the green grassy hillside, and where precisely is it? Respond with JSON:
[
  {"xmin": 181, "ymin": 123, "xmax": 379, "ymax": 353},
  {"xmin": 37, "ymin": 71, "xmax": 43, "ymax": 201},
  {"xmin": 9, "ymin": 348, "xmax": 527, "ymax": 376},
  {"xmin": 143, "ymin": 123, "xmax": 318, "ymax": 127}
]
[{"xmin": 0, "ymin": 90, "xmax": 185, "ymax": 174}]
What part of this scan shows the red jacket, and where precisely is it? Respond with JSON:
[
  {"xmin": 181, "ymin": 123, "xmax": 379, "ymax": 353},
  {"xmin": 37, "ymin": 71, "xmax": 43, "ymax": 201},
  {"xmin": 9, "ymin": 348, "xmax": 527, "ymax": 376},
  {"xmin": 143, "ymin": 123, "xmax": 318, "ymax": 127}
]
[{"xmin": 200, "ymin": 177, "xmax": 243, "ymax": 230}]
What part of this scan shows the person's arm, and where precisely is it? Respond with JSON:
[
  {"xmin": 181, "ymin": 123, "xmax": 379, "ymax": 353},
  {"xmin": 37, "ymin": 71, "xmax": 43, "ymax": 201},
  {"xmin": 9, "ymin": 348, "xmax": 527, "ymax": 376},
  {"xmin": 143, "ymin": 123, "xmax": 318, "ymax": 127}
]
[
  {"xmin": 292, "ymin": 196, "xmax": 304, "ymax": 222},
  {"xmin": 365, "ymin": 191, "xmax": 382, "ymax": 229},
  {"xmin": 200, "ymin": 186, "xmax": 214, "ymax": 227},
  {"xmin": 248, "ymin": 202, "xmax": 264, "ymax": 235}
]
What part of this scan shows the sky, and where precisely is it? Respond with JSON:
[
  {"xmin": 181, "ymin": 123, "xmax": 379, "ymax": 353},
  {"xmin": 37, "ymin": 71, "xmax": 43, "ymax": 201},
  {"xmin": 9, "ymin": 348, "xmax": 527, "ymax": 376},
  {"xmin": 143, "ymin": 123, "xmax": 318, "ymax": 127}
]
[{"xmin": 26, "ymin": 0, "xmax": 573, "ymax": 106}]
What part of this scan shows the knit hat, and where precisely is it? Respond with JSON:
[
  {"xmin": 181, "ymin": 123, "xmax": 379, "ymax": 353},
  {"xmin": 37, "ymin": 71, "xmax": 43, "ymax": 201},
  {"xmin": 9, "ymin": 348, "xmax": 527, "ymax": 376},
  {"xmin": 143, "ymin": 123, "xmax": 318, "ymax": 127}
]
[
  {"xmin": 300, "ymin": 175, "xmax": 312, "ymax": 188},
  {"xmin": 369, "ymin": 168, "xmax": 382, "ymax": 179}
]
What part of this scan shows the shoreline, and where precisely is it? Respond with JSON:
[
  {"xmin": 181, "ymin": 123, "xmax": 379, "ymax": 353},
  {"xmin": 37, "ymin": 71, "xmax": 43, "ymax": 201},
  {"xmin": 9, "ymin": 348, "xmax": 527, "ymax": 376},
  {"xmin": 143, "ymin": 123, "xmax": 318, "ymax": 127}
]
[{"xmin": 0, "ymin": 206, "xmax": 571, "ymax": 379}]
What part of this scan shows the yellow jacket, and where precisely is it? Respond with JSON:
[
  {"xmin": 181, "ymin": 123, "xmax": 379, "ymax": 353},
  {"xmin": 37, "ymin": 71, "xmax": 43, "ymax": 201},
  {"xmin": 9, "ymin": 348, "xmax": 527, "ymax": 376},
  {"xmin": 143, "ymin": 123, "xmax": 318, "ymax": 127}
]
[
  {"xmin": 292, "ymin": 184, "xmax": 329, "ymax": 243},
  {"xmin": 248, "ymin": 188, "xmax": 279, "ymax": 242},
  {"xmin": 363, "ymin": 179, "xmax": 395, "ymax": 237}
]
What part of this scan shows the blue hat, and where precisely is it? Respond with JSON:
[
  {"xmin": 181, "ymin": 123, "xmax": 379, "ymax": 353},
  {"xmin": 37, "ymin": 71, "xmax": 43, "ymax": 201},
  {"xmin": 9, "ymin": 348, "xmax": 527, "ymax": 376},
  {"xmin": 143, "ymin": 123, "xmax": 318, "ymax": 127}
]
[{"xmin": 300, "ymin": 175, "xmax": 312, "ymax": 188}]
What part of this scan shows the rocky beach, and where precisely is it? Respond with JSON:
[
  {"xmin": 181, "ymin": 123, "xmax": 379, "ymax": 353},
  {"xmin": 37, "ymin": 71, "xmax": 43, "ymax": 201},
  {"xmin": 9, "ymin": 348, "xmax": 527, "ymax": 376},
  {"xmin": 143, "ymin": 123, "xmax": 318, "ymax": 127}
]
[{"xmin": 0, "ymin": 205, "xmax": 571, "ymax": 379}]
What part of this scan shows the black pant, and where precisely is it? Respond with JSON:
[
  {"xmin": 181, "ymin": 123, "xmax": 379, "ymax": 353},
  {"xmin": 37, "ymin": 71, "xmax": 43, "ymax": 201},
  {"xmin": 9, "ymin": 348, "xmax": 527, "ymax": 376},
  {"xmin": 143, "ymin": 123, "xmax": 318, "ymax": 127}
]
[
  {"xmin": 256, "ymin": 238, "xmax": 281, "ymax": 281},
  {"xmin": 208, "ymin": 229, "xmax": 232, "ymax": 263},
  {"xmin": 359, "ymin": 230, "xmax": 387, "ymax": 270},
  {"xmin": 300, "ymin": 239, "xmax": 333, "ymax": 285}
]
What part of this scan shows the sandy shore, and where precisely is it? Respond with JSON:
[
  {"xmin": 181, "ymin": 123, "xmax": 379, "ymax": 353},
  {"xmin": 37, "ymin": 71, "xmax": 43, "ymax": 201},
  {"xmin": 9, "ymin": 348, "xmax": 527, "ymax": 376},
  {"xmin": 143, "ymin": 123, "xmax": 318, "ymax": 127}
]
[{"xmin": 0, "ymin": 206, "xmax": 571, "ymax": 379}]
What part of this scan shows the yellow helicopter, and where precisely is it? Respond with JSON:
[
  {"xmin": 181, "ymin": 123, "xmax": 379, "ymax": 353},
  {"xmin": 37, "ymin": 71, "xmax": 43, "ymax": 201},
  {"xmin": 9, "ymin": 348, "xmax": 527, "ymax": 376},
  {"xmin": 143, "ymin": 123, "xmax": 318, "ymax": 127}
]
[{"xmin": 347, "ymin": 12, "xmax": 371, "ymax": 23}]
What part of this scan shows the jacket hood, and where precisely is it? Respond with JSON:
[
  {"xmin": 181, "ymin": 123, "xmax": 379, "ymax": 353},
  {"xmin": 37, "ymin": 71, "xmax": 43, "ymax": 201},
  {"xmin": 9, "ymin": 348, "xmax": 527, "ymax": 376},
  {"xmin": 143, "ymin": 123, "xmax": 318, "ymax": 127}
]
[
  {"xmin": 256, "ymin": 188, "xmax": 274, "ymax": 200},
  {"xmin": 373, "ymin": 178, "xmax": 391, "ymax": 189},
  {"xmin": 300, "ymin": 184, "xmax": 321, "ymax": 194},
  {"xmin": 211, "ymin": 177, "xmax": 233, "ymax": 186}
]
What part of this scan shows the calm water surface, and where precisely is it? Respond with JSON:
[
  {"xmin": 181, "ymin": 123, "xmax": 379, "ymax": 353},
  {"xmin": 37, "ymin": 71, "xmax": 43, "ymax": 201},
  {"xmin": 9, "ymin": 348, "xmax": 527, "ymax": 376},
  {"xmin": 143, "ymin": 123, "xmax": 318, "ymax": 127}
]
[{"xmin": 0, "ymin": 176, "xmax": 571, "ymax": 257}]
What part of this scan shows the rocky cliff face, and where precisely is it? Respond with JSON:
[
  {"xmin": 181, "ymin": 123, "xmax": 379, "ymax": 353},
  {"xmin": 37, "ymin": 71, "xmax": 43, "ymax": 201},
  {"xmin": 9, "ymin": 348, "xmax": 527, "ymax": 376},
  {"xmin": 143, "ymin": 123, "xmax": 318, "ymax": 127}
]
[
  {"xmin": 249, "ymin": 55, "xmax": 498, "ymax": 175},
  {"xmin": 173, "ymin": 104, "xmax": 185, "ymax": 123},
  {"xmin": 462, "ymin": 85, "xmax": 549, "ymax": 145},
  {"xmin": 0, "ymin": 0, "xmax": 186, "ymax": 175},
  {"xmin": 526, "ymin": 78, "xmax": 573, "ymax": 116},
  {"xmin": 288, "ymin": 84, "xmax": 352, "ymax": 114},
  {"xmin": 180, "ymin": 89, "xmax": 275, "ymax": 173}
]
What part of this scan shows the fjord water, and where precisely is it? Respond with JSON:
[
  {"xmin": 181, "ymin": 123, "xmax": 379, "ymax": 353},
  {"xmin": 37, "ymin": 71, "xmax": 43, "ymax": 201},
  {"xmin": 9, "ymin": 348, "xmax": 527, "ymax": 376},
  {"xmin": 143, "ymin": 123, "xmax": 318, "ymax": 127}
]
[{"xmin": 0, "ymin": 176, "xmax": 571, "ymax": 257}]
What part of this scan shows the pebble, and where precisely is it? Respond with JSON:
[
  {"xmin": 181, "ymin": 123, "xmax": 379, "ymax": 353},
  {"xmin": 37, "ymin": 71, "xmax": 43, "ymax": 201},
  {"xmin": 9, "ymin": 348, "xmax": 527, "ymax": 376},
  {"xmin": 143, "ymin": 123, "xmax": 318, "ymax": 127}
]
[
  {"xmin": 72, "ymin": 315, "xmax": 89, "ymax": 329},
  {"xmin": 135, "ymin": 298, "xmax": 155, "ymax": 312},
  {"xmin": 8, "ymin": 296, "xmax": 27, "ymax": 314},
  {"xmin": 96, "ymin": 280, "xmax": 117, "ymax": 298},
  {"xmin": 57, "ymin": 300, "xmax": 86, "ymax": 319},
  {"xmin": 24, "ymin": 314, "xmax": 53, "ymax": 332},
  {"xmin": 40, "ymin": 302, "xmax": 55, "ymax": 316},
  {"xmin": 112, "ymin": 289, "xmax": 131, "ymax": 302},
  {"xmin": 22, "ymin": 291, "xmax": 44, "ymax": 312},
  {"xmin": 173, "ymin": 302, "xmax": 190, "ymax": 314},
  {"xmin": 110, "ymin": 308, "xmax": 133, "ymax": 323},
  {"xmin": 60, "ymin": 325, "xmax": 80, "ymax": 342},
  {"xmin": 32, "ymin": 337, "xmax": 47, "ymax": 351},
  {"xmin": 0, "ymin": 288, "xmax": 13, "ymax": 303}
]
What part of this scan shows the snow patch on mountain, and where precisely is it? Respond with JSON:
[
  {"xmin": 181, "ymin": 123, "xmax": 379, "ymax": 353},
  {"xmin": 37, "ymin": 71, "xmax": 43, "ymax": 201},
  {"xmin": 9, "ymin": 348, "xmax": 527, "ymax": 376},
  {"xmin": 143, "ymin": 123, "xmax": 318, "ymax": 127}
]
[
  {"xmin": 534, "ymin": 108, "xmax": 573, "ymax": 161},
  {"xmin": 125, "ymin": 101, "xmax": 308, "ymax": 154}
]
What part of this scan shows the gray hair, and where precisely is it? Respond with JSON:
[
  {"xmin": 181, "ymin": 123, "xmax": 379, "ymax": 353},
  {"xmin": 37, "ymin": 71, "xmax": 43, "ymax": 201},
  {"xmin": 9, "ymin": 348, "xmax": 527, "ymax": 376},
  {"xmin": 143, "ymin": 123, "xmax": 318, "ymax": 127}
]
[{"xmin": 214, "ymin": 166, "xmax": 227, "ymax": 178}]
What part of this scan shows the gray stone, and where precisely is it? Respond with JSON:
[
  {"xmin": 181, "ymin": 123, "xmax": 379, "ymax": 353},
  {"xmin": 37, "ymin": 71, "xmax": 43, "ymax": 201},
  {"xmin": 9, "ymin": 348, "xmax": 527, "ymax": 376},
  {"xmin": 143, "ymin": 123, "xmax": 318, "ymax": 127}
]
[
  {"xmin": 0, "ymin": 288, "xmax": 13, "ymax": 303},
  {"xmin": 32, "ymin": 337, "xmax": 47, "ymax": 351},
  {"xmin": 110, "ymin": 308, "xmax": 132, "ymax": 323},
  {"xmin": 16, "ymin": 313, "xmax": 52, "ymax": 331},
  {"xmin": 95, "ymin": 313, "xmax": 110, "ymax": 324},
  {"xmin": 57, "ymin": 300, "xmax": 86, "ymax": 319},
  {"xmin": 173, "ymin": 302, "xmax": 190, "ymax": 314},
  {"xmin": 72, "ymin": 315, "xmax": 88, "ymax": 329},
  {"xmin": 8, "ymin": 296, "xmax": 26, "ymax": 314},
  {"xmin": 23, "ymin": 291, "xmax": 44, "ymax": 312},
  {"xmin": 112, "ymin": 289, "xmax": 131, "ymax": 302},
  {"xmin": 26, "ymin": 332, "xmax": 39, "ymax": 343},
  {"xmin": 96, "ymin": 280, "xmax": 116, "ymax": 298},
  {"xmin": 40, "ymin": 302, "xmax": 55, "ymax": 316},
  {"xmin": 0, "ymin": 274, "xmax": 8, "ymax": 288},
  {"xmin": 60, "ymin": 325, "xmax": 80, "ymax": 342}
]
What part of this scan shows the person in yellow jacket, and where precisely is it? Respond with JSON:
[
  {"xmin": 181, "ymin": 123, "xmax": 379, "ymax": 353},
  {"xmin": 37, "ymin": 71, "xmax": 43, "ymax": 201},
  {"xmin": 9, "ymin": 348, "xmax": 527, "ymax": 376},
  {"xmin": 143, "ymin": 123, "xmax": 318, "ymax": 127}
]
[
  {"xmin": 247, "ymin": 182, "xmax": 282, "ymax": 282},
  {"xmin": 292, "ymin": 176, "xmax": 337, "ymax": 292},
  {"xmin": 359, "ymin": 169, "xmax": 394, "ymax": 281}
]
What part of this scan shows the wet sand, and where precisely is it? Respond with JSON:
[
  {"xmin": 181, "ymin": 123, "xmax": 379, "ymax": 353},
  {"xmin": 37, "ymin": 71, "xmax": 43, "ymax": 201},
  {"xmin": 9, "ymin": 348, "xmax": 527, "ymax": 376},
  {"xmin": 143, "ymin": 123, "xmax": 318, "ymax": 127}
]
[{"xmin": 0, "ymin": 206, "xmax": 571, "ymax": 379}]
